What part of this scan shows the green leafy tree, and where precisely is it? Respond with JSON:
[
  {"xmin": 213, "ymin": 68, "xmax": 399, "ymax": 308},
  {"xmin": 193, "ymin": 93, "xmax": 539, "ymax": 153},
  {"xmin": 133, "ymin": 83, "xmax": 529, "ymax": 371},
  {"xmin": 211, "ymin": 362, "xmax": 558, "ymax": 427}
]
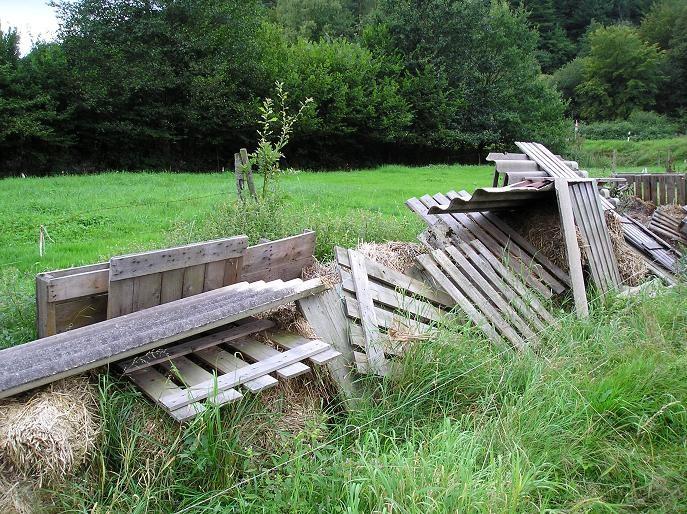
[
  {"xmin": 575, "ymin": 24, "xmax": 666, "ymax": 120},
  {"xmin": 640, "ymin": 0, "xmax": 687, "ymax": 112},
  {"xmin": 273, "ymin": 0, "xmax": 355, "ymax": 40},
  {"xmin": 368, "ymin": 0, "xmax": 568, "ymax": 153}
]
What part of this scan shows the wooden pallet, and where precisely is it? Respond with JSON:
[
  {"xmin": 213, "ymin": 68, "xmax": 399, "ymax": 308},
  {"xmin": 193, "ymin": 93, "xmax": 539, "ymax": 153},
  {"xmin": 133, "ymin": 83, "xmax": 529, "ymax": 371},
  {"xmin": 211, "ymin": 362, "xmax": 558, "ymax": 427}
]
[
  {"xmin": 567, "ymin": 180, "xmax": 621, "ymax": 295},
  {"xmin": 0, "ymin": 278, "xmax": 326, "ymax": 399},
  {"xmin": 116, "ymin": 320, "xmax": 339, "ymax": 421},
  {"xmin": 406, "ymin": 191, "xmax": 570, "ymax": 298},
  {"xmin": 416, "ymin": 242, "xmax": 557, "ymax": 350},
  {"xmin": 335, "ymin": 247, "xmax": 453, "ymax": 376},
  {"xmin": 648, "ymin": 208, "xmax": 687, "ymax": 246},
  {"xmin": 36, "ymin": 232, "xmax": 317, "ymax": 337}
]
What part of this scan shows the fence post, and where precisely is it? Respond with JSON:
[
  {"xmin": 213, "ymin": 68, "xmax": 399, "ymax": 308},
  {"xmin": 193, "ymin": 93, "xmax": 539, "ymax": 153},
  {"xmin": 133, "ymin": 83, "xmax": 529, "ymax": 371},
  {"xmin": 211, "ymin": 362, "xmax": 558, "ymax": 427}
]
[
  {"xmin": 234, "ymin": 152, "xmax": 244, "ymax": 201},
  {"xmin": 611, "ymin": 149, "xmax": 617, "ymax": 174},
  {"xmin": 239, "ymin": 148, "xmax": 258, "ymax": 201}
]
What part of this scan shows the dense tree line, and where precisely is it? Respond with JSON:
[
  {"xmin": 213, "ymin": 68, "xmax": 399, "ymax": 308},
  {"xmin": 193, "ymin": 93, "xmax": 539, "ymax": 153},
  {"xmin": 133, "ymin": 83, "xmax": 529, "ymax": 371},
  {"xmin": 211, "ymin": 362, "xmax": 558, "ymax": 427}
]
[{"xmin": 0, "ymin": 0, "xmax": 684, "ymax": 175}]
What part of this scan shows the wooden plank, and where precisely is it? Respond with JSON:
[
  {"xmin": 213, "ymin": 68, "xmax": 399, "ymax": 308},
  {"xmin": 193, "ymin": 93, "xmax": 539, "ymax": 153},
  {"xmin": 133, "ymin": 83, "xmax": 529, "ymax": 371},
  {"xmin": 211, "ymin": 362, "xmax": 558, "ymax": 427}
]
[
  {"xmin": 132, "ymin": 273, "xmax": 162, "ymax": 312},
  {"xmin": 416, "ymin": 254, "xmax": 505, "ymax": 347},
  {"xmin": 265, "ymin": 330, "xmax": 340, "ymax": 365},
  {"xmin": 297, "ymin": 286, "xmax": 359, "ymax": 403},
  {"xmin": 457, "ymin": 242, "xmax": 549, "ymax": 332},
  {"xmin": 35, "ymin": 275, "xmax": 54, "ymax": 338},
  {"xmin": 228, "ymin": 338, "xmax": 311, "ymax": 379},
  {"xmin": 160, "ymin": 268, "xmax": 185, "ymax": 304},
  {"xmin": 106, "ymin": 279, "xmax": 134, "ymax": 318},
  {"xmin": 431, "ymin": 250, "xmax": 526, "ymax": 349},
  {"xmin": 241, "ymin": 231, "xmax": 316, "ymax": 282},
  {"xmin": 335, "ymin": 247, "xmax": 453, "ymax": 307},
  {"xmin": 554, "ymin": 179, "xmax": 589, "ymax": 318},
  {"xmin": 203, "ymin": 261, "xmax": 226, "ymax": 291},
  {"xmin": 193, "ymin": 345, "xmax": 277, "ymax": 393},
  {"xmin": 346, "ymin": 250, "xmax": 389, "ymax": 376},
  {"xmin": 679, "ymin": 175, "xmax": 686, "ymax": 205},
  {"xmin": 161, "ymin": 340, "xmax": 330, "ymax": 410},
  {"xmin": 223, "ymin": 256, "xmax": 243, "ymax": 286},
  {"xmin": 0, "ymin": 278, "xmax": 326, "ymax": 399},
  {"xmin": 159, "ymin": 355, "xmax": 215, "ymax": 386},
  {"xmin": 469, "ymin": 240, "xmax": 556, "ymax": 325},
  {"xmin": 344, "ymin": 295, "xmax": 433, "ymax": 336},
  {"xmin": 340, "ymin": 270, "xmax": 445, "ymax": 323},
  {"xmin": 117, "ymin": 317, "xmax": 274, "ymax": 373},
  {"xmin": 109, "ymin": 236, "xmax": 248, "ymax": 281},
  {"xmin": 666, "ymin": 176, "xmax": 675, "ymax": 204},
  {"xmin": 182, "ymin": 264, "xmax": 206, "ymax": 298},
  {"xmin": 54, "ymin": 295, "xmax": 108, "ymax": 334},
  {"xmin": 46, "ymin": 269, "xmax": 109, "ymax": 302},
  {"xmin": 444, "ymin": 245, "xmax": 537, "ymax": 341}
]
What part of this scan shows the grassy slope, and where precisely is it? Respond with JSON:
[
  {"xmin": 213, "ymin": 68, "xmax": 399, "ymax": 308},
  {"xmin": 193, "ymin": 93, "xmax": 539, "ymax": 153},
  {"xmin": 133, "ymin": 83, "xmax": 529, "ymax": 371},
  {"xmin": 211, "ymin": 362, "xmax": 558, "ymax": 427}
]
[{"xmin": 576, "ymin": 136, "xmax": 687, "ymax": 171}]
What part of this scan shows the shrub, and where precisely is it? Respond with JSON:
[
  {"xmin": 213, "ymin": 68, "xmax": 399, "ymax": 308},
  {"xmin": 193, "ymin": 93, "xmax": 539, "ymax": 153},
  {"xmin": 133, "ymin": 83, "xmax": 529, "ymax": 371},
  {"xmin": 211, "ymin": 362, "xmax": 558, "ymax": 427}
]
[{"xmin": 579, "ymin": 111, "xmax": 679, "ymax": 140}]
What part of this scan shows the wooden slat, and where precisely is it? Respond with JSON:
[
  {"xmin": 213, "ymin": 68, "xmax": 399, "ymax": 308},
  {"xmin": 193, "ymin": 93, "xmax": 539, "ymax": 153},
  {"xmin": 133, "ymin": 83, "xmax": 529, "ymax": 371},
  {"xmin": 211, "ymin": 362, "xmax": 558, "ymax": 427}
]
[
  {"xmin": 444, "ymin": 246, "xmax": 537, "ymax": 341},
  {"xmin": 347, "ymin": 250, "xmax": 389, "ymax": 376},
  {"xmin": 241, "ymin": 231, "xmax": 315, "ymax": 282},
  {"xmin": 416, "ymin": 254, "xmax": 505, "ymax": 347},
  {"xmin": 266, "ymin": 330, "xmax": 340, "ymax": 365},
  {"xmin": 193, "ymin": 345, "xmax": 277, "ymax": 393},
  {"xmin": 132, "ymin": 273, "xmax": 162, "ymax": 312},
  {"xmin": 470, "ymin": 240, "xmax": 556, "ymax": 325},
  {"xmin": 554, "ymin": 179, "xmax": 589, "ymax": 317},
  {"xmin": 431, "ymin": 250, "xmax": 526, "ymax": 349},
  {"xmin": 458, "ymin": 241, "xmax": 550, "ymax": 332},
  {"xmin": 229, "ymin": 338, "xmax": 311, "ymax": 379},
  {"xmin": 344, "ymin": 295, "xmax": 433, "ymax": 337},
  {"xmin": 296, "ymin": 286, "xmax": 359, "ymax": 401},
  {"xmin": 182, "ymin": 264, "xmax": 206, "ymax": 298},
  {"xmin": 161, "ymin": 340, "xmax": 330, "ymax": 410},
  {"xmin": 348, "ymin": 324, "xmax": 405, "ymax": 356},
  {"xmin": 340, "ymin": 270, "xmax": 445, "ymax": 323},
  {"xmin": 203, "ymin": 260, "xmax": 226, "ymax": 291},
  {"xmin": 46, "ymin": 268, "xmax": 109, "ymax": 302},
  {"xmin": 117, "ymin": 317, "xmax": 274, "ymax": 373},
  {"xmin": 335, "ymin": 247, "xmax": 453, "ymax": 307},
  {"xmin": 107, "ymin": 279, "xmax": 134, "ymax": 318},
  {"xmin": 160, "ymin": 268, "xmax": 185, "ymax": 304},
  {"xmin": 0, "ymin": 278, "xmax": 326, "ymax": 399},
  {"xmin": 109, "ymin": 236, "xmax": 248, "ymax": 281},
  {"xmin": 35, "ymin": 276, "xmax": 54, "ymax": 338}
]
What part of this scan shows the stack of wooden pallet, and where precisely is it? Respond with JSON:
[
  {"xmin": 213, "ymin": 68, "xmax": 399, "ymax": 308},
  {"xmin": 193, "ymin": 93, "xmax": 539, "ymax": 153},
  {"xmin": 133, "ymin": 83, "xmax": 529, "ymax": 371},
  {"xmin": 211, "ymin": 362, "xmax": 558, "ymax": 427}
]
[
  {"xmin": 648, "ymin": 206, "xmax": 687, "ymax": 247},
  {"xmin": 2, "ymin": 232, "xmax": 343, "ymax": 422}
]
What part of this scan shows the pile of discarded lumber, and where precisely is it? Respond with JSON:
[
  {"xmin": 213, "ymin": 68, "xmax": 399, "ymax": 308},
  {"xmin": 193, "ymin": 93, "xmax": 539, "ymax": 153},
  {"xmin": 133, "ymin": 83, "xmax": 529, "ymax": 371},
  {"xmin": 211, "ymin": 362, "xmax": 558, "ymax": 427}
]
[
  {"xmin": 1, "ymin": 141, "xmax": 683, "ymax": 420},
  {"xmin": 1, "ymin": 232, "xmax": 345, "ymax": 421}
]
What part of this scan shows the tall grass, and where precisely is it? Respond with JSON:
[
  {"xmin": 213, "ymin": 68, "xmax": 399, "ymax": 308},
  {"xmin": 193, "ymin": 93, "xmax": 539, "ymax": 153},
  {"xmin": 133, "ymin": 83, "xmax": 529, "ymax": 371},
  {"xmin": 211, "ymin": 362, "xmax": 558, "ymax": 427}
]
[{"xmin": 50, "ymin": 285, "xmax": 687, "ymax": 512}]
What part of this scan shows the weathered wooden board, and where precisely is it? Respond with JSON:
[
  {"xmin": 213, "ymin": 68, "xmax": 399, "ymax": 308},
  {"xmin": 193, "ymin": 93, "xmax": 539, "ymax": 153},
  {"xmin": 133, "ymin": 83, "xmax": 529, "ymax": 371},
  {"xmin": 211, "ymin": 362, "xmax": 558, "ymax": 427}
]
[
  {"xmin": 1, "ymin": 278, "xmax": 326, "ymax": 399},
  {"xmin": 554, "ymin": 179, "xmax": 589, "ymax": 317},
  {"xmin": 568, "ymin": 180, "xmax": 621, "ymax": 294},
  {"xmin": 241, "ymin": 231, "xmax": 316, "ymax": 283}
]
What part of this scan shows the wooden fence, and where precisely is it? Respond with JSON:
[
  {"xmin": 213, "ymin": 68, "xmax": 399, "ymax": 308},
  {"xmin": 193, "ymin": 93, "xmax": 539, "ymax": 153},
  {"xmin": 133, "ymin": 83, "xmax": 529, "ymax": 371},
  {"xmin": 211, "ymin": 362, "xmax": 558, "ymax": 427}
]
[{"xmin": 614, "ymin": 173, "xmax": 687, "ymax": 206}]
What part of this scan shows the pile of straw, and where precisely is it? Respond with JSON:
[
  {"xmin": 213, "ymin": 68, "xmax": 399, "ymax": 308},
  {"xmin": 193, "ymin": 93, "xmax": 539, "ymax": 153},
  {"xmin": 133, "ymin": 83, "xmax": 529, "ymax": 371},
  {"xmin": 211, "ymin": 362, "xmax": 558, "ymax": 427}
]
[
  {"xmin": 0, "ymin": 377, "xmax": 99, "ymax": 486},
  {"xmin": 606, "ymin": 212, "xmax": 648, "ymax": 286}
]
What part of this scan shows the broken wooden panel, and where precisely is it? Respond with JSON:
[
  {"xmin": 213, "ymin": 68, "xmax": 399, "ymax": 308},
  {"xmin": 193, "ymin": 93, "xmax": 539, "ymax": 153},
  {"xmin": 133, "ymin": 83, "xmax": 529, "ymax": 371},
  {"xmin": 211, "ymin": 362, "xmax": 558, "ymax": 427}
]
[
  {"xmin": 0, "ymin": 278, "xmax": 327, "ymax": 399},
  {"xmin": 241, "ymin": 231, "xmax": 316, "ymax": 283},
  {"xmin": 648, "ymin": 208, "xmax": 687, "ymax": 246}
]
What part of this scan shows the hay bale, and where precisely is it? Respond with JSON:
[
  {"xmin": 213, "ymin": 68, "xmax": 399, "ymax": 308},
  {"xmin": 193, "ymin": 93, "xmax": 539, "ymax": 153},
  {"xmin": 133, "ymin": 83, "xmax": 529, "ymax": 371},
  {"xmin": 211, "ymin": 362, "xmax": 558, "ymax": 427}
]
[
  {"xmin": 605, "ymin": 212, "xmax": 648, "ymax": 286},
  {"xmin": 506, "ymin": 204, "xmax": 587, "ymax": 273},
  {"xmin": 0, "ymin": 377, "xmax": 99, "ymax": 486},
  {"xmin": 355, "ymin": 241, "xmax": 425, "ymax": 274},
  {"xmin": 0, "ymin": 476, "xmax": 39, "ymax": 514}
]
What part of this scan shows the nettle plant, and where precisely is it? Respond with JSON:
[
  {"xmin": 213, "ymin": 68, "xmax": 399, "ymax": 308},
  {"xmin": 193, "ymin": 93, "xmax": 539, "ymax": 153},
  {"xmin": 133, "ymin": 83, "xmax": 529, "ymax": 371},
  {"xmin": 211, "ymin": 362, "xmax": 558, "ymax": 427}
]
[{"xmin": 250, "ymin": 81, "xmax": 313, "ymax": 200}]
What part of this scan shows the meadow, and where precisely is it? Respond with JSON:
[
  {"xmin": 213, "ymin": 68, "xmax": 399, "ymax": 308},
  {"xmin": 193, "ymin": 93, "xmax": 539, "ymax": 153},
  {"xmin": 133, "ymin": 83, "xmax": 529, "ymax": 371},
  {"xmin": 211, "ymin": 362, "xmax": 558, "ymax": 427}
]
[{"xmin": 0, "ymin": 160, "xmax": 686, "ymax": 512}]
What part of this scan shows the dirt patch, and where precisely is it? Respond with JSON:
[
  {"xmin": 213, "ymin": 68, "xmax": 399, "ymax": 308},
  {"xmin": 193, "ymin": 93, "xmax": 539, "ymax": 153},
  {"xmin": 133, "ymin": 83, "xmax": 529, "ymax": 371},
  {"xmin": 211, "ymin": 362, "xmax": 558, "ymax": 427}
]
[{"xmin": 618, "ymin": 196, "xmax": 655, "ymax": 225}]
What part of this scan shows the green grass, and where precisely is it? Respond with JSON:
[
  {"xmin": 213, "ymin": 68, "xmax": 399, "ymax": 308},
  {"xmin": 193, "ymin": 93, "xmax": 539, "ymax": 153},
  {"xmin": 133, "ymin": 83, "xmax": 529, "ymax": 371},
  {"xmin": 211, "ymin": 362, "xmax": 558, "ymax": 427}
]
[
  {"xmin": 2, "ymin": 164, "xmax": 687, "ymax": 512},
  {"xmin": 574, "ymin": 136, "xmax": 687, "ymax": 171}
]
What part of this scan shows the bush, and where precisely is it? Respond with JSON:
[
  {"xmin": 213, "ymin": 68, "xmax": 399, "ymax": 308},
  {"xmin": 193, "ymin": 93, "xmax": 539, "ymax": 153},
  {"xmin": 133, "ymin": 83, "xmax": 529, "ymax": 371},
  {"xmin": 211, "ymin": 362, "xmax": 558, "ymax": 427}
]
[{"xmin": 579, "ymin": 111, "xmax": 679, "ymax": 140}]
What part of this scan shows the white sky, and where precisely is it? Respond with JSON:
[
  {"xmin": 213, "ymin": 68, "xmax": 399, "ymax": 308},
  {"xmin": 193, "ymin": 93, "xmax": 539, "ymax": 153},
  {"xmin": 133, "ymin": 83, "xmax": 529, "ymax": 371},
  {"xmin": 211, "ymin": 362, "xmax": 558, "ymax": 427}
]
[{"xmin": 0, "ymin": 0, "xmax": 59, "ymax": 55}]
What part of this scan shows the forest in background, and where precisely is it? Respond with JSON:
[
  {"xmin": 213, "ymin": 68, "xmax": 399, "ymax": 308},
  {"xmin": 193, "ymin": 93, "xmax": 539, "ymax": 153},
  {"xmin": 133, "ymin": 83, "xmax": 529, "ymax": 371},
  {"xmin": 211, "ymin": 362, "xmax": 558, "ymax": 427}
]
[{"xmin": 0, "ymin": 0, "xmax": 686, "ymax": 175}]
